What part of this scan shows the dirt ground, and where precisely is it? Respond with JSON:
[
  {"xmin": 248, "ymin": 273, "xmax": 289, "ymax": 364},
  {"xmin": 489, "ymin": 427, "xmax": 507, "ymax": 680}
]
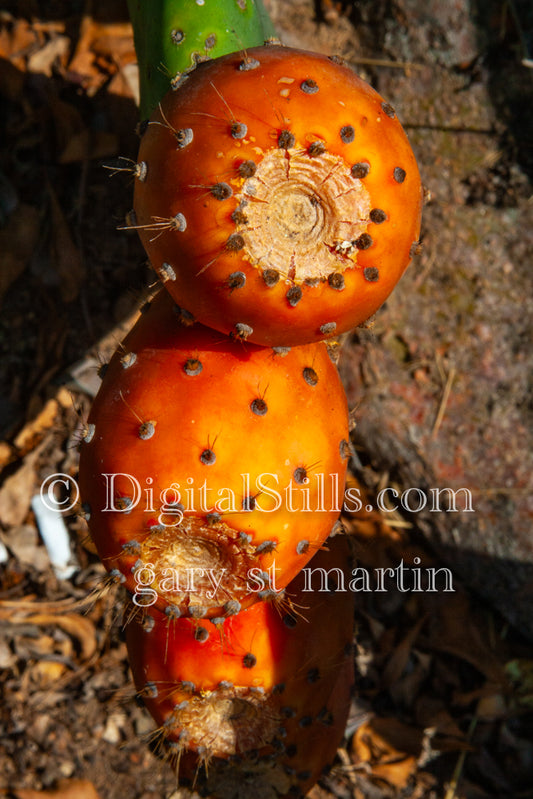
[{"xmin": 0, "ymin": 1, "xmax": 532, "ymax": 798}]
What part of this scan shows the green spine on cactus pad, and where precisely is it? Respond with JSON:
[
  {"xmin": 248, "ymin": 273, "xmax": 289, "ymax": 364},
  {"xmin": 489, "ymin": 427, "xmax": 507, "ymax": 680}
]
[{"xmin": 127, "ymin": 0, "xmax": 277, "ymax": 119}]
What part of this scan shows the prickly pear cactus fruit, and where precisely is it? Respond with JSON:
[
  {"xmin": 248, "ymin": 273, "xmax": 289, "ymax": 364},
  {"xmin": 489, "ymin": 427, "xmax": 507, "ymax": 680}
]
[
  {"xmin": 125, "ymin": 534, "xmax": 355, "ymax": 796},
  {"xmin": 79, "ymin": 289, "xmax": 350, "ymax": 618},
  {"xmin": 127, "ymin": 0, "xmax": 277, "ymax": 119},
  {"xmin": 132, "ymin": 44, "xmax": 423, "ymax": 347}
]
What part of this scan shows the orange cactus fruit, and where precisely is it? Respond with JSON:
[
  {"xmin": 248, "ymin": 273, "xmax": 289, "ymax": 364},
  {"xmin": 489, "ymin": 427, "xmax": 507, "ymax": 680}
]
[
  {"xmin": 78, "ymin": 289, "xmax": 350, "ymax": 618},
  {"xmin": 132, "ymin": 44, "xmax": 423, "ymax": 347},
  {"xmin": 125, "ymin": 534, "xmax": 355, "ymax": 796}
]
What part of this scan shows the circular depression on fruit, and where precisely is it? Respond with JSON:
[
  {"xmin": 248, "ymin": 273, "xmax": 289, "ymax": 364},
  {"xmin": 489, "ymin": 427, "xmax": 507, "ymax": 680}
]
[{"xmin": 234, "ymin": 149, "xmax": 371, "ymax": 281}]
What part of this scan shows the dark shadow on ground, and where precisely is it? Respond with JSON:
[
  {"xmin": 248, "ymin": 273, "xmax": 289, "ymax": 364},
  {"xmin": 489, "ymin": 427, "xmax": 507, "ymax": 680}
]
[
  {"xmin": 464, "ymin": 0, "xmax": 533, "ymax": 202},
  {"xmin": 470, "ymin": 0, "xmax": 533, "ymax": 174},
  {"xmin": 0, "ymin": 1, "xmax": 149, "ymax": 439}
]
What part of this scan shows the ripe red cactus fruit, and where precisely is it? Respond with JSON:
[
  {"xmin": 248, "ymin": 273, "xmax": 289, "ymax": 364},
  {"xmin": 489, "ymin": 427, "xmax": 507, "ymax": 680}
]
[
  {"xmin": 125, "ymin": 534, "xmax": 355, "ymax": 795},
  {"xmin": 132, "ymin": 44, "xmax": 423, "ymax": 347},
  {"xmin": 78, "ymin": 289, "xmax": 350, "ymax": 618}
]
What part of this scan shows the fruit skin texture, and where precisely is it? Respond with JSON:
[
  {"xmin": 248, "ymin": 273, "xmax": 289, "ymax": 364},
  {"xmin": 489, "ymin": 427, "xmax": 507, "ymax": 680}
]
[
  {"xmin": 133, "ymin": 44, "xmax": 423, "ymax": 347},
  {"xmin": 78, "ymin": 289, "xmax": 350, "ymax": 618},
  {"xmin": 127, "ymin": 0, "xmax": 276, "ymax": 119},
  {"xmin": 125, "ymin": 534, "xmax": 355, "ymax": 797}
]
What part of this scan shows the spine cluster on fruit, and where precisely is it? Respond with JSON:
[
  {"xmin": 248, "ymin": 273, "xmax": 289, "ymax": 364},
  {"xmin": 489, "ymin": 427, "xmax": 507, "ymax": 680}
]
[{"xmin": 79, "ymin": 3, "xmax": 422, "ymax": 797}]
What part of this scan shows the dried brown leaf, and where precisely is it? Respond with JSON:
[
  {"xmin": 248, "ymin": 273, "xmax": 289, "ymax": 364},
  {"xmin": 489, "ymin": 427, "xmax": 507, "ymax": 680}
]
[
  {"xmin": 90, "ymin": 22, "xmax": 135, "ymax": 60},
  {"xmin": 382, "ymin": 615, "xmax": 427, "ymax": 687},
  {"xmin": 0, "ymin": 448, "xmax": 40, "ymax": 527},
  {"xmin": 13, "ymin": 397, "xmax": 61, "ymax": 455},
  {"xmin": 4, "ymin": 524, "xmax": 50, "ymax": 571},
  {"xmin": 415, "ymin": 696, "xmax": 467, "ymax": 739},
  {"xmin": 351, "ymin": 717, "xmax": 423, "ymax": 789},
  {"xmin": 0, "ymin": 204, "xmax": 41, "ymax": 303},
  {"xmin": 414, "ymin": 697, "xmax": 474, "ymax": 752},
  {"xmin": 0, "ymin": 17, "xmax": 38, "ymax": 68},
  {"xmin": 107, "ymin": 65, "xmax": 137, "ymax": 102},
  {"xmin": 0, "ymin": 441, "xmax": 15, "ymax": 470},
  {"xmin": 67, "ymin": 17, "xmax": 133, "ymax": 96},
  {"xmin": 0, "ymin": 600, "xmax": 97, "ymax": 663},
  {"xmin": 375, "ymin": 717, "xmax": 424, "ymax": 756},
  {"xmin": 13, "ymin": 779, "xmax": 102, "ymax": 799},
  {"xmin": 8, "ymin": 612, "xmax": 97, "ymax": 662},
  {"xmin": 47, "ymin": 186, "xmax": 85, "ymax": 302},
  {"xmin": 67, "ymin": 18, "xmax": 108, "ymax": 95},
  {"xmin": 371, "ymin": 756, "xmax": 419, "ymax": 789},
  {"xmin": 27, "ymin": 35, "xmax": 70, "ymax": 76},
  {"xmin": 30, "ymin": 659, "xmax": 68, "ymax": 687},
  {"xmin": 421, "ymin": 591, "xmax": 504, "ymax": 682}
]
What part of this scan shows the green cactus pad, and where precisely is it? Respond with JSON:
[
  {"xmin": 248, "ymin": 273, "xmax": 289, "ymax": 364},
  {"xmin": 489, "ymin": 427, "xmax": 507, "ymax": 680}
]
[{"xmin": 127, "ymin": 0, "xmax": 277, "ymax": 119}]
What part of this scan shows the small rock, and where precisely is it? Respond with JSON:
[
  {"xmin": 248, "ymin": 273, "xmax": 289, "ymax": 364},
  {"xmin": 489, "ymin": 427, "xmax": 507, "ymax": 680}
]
[{"xmin": 101, "ymin": 712, "xmax": 127, "ymax": 744}]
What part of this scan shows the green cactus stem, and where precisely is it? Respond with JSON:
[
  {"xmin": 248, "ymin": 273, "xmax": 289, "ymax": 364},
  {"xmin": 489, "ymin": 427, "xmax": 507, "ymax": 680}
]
[{"xmin": 127, "ymin": 0, "xmax": 277, "ymax": 119}]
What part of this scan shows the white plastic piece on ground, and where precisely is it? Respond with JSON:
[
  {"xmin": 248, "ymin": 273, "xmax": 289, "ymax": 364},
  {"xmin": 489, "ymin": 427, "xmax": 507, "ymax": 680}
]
[
  {"xmin": 30, "ymin": 493, "xmax": 79, "ymax": 580},
  {"xmin": 0, "ymin": 538, "xmax": 9, "ymax": 564}
]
